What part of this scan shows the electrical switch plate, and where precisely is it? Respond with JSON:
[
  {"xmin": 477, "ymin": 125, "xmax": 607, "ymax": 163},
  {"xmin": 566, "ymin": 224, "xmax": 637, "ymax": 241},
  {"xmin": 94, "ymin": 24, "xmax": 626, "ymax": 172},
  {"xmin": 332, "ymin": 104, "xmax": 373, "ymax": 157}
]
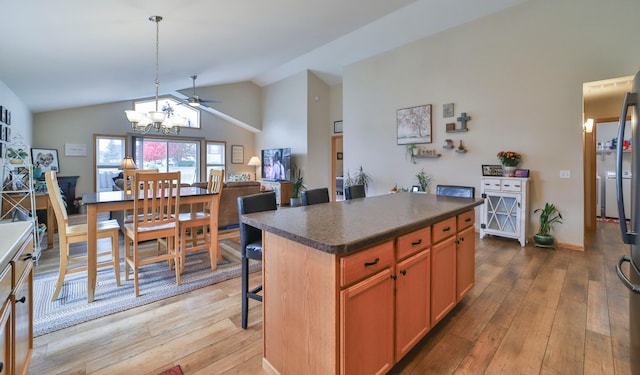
[{"xmin": 559, "ymin": 170, "xmax": 571, "ymax": 179}]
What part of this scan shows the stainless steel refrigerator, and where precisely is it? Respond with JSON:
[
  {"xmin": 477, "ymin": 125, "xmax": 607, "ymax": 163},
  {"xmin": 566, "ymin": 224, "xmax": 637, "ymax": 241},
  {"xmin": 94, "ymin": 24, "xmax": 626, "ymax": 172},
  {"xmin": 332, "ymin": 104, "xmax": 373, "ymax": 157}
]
[{"xmin": 616, "ymin": 70, "xmax": 640, "ymax": 375}]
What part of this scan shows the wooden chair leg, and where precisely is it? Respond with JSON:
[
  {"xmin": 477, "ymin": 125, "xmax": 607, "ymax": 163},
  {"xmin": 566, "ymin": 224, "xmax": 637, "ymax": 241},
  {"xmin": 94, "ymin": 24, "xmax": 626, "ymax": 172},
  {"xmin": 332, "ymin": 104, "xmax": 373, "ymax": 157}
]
[
  {"xmin": 111, "ymin": 231, "xmax": 121, "ymax": 287},
  {"xmin": 51, "ymin": 239, "xmax": 70, "ymax": 301},
  {"xmin": 209, "ymin": 227, "xmax": 218, "ymax": 271},
  {"xmin": 133, "ymin": 240, "xmax": 140, "ymax": 297}
]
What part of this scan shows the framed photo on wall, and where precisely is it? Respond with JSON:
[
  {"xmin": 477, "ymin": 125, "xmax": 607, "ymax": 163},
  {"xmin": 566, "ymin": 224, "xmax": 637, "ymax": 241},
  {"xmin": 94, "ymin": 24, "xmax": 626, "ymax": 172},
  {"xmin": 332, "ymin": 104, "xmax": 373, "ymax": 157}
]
[
  {"xmin": 31, "ymin": 148, "xmax": 60, "ymax": 174},
  {"xmin": 231, "ymin": 145, "xmax": 244, "ymax": 164},
  {"xmin": 334, "ymin": 120, "xmax": 343, "ymax": 133}
]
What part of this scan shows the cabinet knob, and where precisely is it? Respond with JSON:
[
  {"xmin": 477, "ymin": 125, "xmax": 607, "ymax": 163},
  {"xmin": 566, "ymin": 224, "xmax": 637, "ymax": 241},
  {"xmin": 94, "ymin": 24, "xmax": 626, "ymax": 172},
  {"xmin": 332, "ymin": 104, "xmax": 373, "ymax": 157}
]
[
  {"xmin": 411, "ymin": 239, "xmax": 422, "ymax": 246},
  {"xmin": 400, "ymin": 270, "xmax": 407, "ymax": 276},
  {"xmin": 16, "ymin": 296, "xmax": 26, "ymax": 304},
  {"xmin": 22, "ymin": 253, "xmax": 32, "ymax": 261}
]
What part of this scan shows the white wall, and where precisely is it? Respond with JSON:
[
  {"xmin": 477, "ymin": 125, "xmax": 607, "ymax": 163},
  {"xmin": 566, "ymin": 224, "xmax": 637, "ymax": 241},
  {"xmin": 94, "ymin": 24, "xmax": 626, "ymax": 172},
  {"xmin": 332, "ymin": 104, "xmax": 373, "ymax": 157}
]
[
  {"xmin": 0, "ymin": 80, "xmax": 32, "ymax": 147},
  {"xmin": 343, "ymin": 0, "xmax": 640, "ymax": 248},
  {"xmin": 33, "ymin": 98, "xmax": 256, "ymax": 196},
  {"xmin": 259, "ymin": 71, "xmax": 309, "ymax": 178},
  {"xmin": 307, "ymin": 72, "xmax": 331, "ymax": 189}
]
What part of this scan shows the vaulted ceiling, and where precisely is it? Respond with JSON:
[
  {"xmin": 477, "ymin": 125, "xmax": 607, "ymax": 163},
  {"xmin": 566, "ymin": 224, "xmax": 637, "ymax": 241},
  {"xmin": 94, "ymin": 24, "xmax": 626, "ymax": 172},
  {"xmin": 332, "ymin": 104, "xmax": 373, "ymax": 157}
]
[{"xmin": 0, "ymin": 0, "xmax": 528, "ymax": 113}]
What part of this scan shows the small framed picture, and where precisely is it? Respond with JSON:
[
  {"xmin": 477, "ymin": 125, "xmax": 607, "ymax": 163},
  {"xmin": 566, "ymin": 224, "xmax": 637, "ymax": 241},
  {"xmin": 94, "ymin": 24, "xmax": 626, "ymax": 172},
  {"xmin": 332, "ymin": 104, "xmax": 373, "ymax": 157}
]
[
  {"xmin": 482, "ymin": 164, "xmax": 503, "ymax": 177},
  {"xmin": 443, "ymin": 103, "xmax": 454, "ymax": 118},
  {"xmin": 514, "ymin": 169, "xmax": 530, "ymax": 177},
  {"xmin": 5, "ymin": 110, "xmax": 10, "ymax": 125},
  {"xmin": 0, "ymin": 106, "xmax": 4, "ymax": 124},
  {"xmin": 411, "ymin": 185, "xmax": 421, "ymax": 192},
  {"xmin": 231, "ymin": 145, "xmax": 244, "ymax": 164},
  {"xmin": 334, "ymin": 120, "xmax": 343, "ymax": 133}
]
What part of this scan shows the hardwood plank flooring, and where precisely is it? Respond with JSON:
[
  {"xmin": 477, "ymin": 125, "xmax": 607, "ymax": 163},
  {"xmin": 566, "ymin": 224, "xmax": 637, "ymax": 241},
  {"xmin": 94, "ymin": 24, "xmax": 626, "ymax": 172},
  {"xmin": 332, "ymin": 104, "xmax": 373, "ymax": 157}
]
[{"xmin": 28, "ymin": 217, "xmax": 632, "ymax": 374}]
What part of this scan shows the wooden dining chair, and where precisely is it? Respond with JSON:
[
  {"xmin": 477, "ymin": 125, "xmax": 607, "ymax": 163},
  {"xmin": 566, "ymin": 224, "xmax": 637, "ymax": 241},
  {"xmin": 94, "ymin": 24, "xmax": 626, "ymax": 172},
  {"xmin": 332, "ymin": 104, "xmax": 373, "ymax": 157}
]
[
  {"xmin": 45, "ymin": 171, "xmax": 121, "ymax": 301},
  {"xmin": 177, "ymin": 168, "xmax": 224, "ymax": 272},
  {"xmin": 123, "ymin": 171, "xmax": 181, "ymax": 297}
]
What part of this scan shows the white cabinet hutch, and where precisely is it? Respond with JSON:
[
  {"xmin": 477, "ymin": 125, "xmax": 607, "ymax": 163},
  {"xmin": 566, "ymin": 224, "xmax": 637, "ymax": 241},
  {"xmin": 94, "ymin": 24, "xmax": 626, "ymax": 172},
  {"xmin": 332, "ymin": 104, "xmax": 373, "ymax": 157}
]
[{"xmin": 480, "ymin": 177, "xmax": 530, "ymax": 247}]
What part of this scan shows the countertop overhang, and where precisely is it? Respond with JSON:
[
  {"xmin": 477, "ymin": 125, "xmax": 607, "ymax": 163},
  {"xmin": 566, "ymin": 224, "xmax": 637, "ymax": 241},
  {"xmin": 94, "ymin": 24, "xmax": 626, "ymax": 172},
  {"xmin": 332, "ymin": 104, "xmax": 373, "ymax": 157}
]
[
  {"xmin": 0, "ymin": 221, "xmax": 33, "ymax": 270},
  {"xmin": 241, "ymin": 192, "xmax": 483, "ymax": 255}
]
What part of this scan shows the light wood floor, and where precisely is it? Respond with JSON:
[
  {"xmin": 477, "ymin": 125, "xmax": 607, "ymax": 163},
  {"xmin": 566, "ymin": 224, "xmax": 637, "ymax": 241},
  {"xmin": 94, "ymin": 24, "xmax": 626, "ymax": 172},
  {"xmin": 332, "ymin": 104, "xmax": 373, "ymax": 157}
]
[{"xmin": 28, "ymin": 218, "xmax": 631, "ymax": 375}]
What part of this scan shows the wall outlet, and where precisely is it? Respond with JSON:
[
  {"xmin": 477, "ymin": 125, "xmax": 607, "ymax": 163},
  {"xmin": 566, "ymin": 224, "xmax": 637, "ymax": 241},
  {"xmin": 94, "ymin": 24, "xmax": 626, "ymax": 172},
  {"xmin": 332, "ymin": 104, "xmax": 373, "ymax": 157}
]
[{"xmin": 559, "ymin": 170, "xmax": 571, "ymax": 179}]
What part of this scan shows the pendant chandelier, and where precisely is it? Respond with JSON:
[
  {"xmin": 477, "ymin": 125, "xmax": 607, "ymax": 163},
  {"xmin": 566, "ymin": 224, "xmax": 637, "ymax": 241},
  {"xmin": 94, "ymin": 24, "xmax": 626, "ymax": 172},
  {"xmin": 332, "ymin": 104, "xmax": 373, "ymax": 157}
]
[{"xmin": 124, "ymin": 16, "xmax": 185, "ymax": 135}]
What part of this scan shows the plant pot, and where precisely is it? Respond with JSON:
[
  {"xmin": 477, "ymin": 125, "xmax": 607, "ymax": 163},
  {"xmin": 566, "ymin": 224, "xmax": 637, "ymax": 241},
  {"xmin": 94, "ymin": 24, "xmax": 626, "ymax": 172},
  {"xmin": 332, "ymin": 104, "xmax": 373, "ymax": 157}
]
[
  {"xmin": 502, "ymin": 166, "xmax": 516, "ymax": 177},
  {"xmin": 533, "ymin": 233, "xmax": 554, "ymax": 246},
  {"xmin": 290, "ymin": 197, "xmax": 301, "ymax": 207}
]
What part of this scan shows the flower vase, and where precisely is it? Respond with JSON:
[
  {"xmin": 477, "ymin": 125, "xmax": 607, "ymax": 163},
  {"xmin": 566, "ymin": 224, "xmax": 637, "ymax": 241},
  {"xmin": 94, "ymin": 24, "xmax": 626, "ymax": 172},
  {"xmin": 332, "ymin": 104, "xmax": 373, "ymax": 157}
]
[{"xmin": 503, "ymin": 166, "xmax": 516, "ymax": 177}]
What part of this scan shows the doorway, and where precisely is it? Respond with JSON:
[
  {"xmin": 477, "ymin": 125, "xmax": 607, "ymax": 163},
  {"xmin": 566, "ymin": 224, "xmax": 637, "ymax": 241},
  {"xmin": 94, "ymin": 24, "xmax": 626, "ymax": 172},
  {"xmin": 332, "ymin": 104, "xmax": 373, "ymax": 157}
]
[
  {"xmin": 331, "ymin": 135, "xmax": 343, "ymax": 201},
  {"xmin": 583, "ymin": 76, "xmax": 633, "ymax": 231}
]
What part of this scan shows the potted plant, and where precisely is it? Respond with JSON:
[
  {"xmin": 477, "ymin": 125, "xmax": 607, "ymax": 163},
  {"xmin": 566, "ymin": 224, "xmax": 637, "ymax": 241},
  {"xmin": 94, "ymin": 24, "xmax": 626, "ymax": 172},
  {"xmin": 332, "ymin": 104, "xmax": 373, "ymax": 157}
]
[
  {"xmin": 344, "ymin": 165, "xmax": 372, "ymax": 192},
  {"xmin": 290, "ymin": 167, "xmax": 305, "ymax": 207},
  {"xmin": 533, "ymin": 202, "xmax": 563, "ymax": 246},
  {"xmin": 405, "ymin": 144, "xmax": 418, "ymax": 164},
  {"xmin": 416, "ymin": 168, "xmax": 431, "ymax": 192},
  {"xmin": 497, "ymin": 151, "xmax": 522, "ymax": 177},
  {"xmin": 7, "ymin": 148, "xmax": 28, "ymax": 164}
]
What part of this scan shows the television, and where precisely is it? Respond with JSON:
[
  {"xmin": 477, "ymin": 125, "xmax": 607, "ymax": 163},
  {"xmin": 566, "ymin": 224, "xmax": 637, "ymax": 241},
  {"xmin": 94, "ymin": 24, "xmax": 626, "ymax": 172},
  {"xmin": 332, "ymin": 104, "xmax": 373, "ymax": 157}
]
[{"xmin": 261, "ymin": 148, "xmax": 291, "ymax": 181}]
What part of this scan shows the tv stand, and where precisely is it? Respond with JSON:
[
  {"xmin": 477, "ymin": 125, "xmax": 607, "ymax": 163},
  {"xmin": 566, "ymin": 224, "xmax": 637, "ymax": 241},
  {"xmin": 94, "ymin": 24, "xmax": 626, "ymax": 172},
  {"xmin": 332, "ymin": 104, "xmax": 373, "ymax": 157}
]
[{"xmin": 260, "ymin": 180, "xmax": 293, "ymax": 206}]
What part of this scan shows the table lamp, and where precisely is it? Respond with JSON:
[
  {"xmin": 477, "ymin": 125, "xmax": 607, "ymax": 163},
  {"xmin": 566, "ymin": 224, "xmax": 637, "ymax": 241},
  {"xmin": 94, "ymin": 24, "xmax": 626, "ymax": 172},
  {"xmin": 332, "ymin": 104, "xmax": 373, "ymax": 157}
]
[
  {"xmin": 119, "ymin": 156, "xmax": 137, "ymax": 170},
  {"xmin": 247, "ymin": 156, "xmax": 261, "ymax": 180}
]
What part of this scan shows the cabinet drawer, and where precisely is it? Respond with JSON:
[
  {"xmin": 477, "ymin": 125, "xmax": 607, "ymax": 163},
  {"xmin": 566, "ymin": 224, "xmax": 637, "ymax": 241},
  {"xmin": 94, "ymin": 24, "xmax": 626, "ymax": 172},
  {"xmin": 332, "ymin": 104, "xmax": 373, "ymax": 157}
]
[
  {"xmin": 432, "ymin": 217, "xmax": 456, "ymax": 244},
  {"xmin": 501, "ymin": 180, "xmax": 522, "ymax": 192},
  {"xmin": 341, "ymin": 241, "xmax": 394, "ymax": 287},
  {"xmin": 11, "ymin": 238, "xmax": 33, "ymax": 287},
  {"xmin": 0, "ymin": 266, "xmax": 10, "ymax": 304},
  {"xmin": 457, "ymin": 210, "xmax": 475, "ymax": 231},
  {"xmin": 482, "ymin": 179, "xmax": 502, "ymax": 191},
  {"xmin": 397, "ymin": 226, "xmax": 431, "ymax": 260}
]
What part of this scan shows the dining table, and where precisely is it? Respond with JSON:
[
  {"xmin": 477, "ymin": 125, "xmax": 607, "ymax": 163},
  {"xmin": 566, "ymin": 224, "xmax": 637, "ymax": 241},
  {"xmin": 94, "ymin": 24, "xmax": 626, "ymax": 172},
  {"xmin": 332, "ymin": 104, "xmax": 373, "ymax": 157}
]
[{"xmin": 82, "ymin": 186, "xmax": 217, "ymax": 303}]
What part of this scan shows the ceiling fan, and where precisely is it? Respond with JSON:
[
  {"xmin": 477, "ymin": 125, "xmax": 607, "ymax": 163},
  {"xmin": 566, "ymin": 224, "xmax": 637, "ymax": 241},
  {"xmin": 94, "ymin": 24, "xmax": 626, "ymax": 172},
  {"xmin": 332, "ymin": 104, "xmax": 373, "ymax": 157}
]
[{"xmin": 186, "ymin": 75, "xmax": 221, "ymax": 107}]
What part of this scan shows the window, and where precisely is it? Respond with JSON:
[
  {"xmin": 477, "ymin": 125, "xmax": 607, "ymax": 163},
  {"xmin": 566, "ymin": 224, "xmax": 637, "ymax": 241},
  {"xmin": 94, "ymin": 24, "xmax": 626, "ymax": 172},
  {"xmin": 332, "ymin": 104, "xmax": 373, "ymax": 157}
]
[
  {"xmin": 134, "ymin": 96, "xmax": 200, "ymax": 129},
  {"xmin": 133, "ymin": 137, "xmax": 201, "ymax": 185},
  {"xmin": 95, "ymin": 135, "xmax": 127, "ymax": 192},
  {"xmin": 205, "ymin": 141, "xmax": 226, "ymax": 177}
]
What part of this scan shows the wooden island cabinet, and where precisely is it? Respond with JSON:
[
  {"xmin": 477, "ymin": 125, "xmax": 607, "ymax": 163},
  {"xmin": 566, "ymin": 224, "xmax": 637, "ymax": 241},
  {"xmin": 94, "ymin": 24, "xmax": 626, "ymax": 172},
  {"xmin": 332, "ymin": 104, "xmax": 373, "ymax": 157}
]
[
  {"xmin": 0, "ymin": 222, "xmax": 33, "ymax": 375},
  {"xmin": 242, "ymin": 192, "xmax": 483, "ymax": 375}
]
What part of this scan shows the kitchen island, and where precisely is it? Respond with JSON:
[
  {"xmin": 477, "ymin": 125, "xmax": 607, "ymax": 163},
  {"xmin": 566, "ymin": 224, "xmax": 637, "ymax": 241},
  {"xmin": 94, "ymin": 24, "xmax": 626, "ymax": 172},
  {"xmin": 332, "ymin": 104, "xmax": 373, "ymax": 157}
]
[{"xmin": 242, "ymin": 192, "xmax": 483, "ymax": 375}]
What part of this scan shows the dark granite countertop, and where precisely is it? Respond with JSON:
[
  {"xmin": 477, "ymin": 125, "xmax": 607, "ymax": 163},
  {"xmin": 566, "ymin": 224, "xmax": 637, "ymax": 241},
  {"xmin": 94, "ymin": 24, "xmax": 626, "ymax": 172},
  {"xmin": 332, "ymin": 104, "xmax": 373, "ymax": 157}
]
[{"xmin": 241, "ymin": 192, "xmax": 484, "ymax": 255}]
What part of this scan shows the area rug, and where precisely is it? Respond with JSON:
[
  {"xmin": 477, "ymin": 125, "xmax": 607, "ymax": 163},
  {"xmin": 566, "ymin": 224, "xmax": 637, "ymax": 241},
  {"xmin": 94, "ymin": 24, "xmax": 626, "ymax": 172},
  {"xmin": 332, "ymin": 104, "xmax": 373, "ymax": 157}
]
[
  {"xmin": 157, "ymin": 365, "xmax": 183, "ymax": 375},
  {"xmin": 33, "ymin": 239, "xmax": 259, "ymax": 337}
]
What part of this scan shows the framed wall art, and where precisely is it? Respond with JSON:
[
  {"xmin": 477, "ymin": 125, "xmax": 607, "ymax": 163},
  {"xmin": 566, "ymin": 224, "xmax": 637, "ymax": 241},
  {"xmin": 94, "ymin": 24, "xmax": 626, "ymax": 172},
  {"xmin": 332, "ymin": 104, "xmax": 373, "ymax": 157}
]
[
  {"xmin": 31, "ymin": 148, "xmax": 60, "ymax": 174},
  {"xmin": 397, "ymin": 104, "xmax": 432, "ymax": 144},
  {"xmin": 443, "ymin": 103, "xmax": 454, "ymax": 118},
  {"xmin": 334, "ymin": 120, "xmax": 343, "ymax": 133},
  {"xmin": 231, "ymin": 145, "xmax": 244, "ymax": 164},
  {"xmin": 514, "ymin": 169, "xmax": 530, "ymax": 177},
  {"xmin": 482, "ymin": 164, "xmax": 503, "ymax": 177}
]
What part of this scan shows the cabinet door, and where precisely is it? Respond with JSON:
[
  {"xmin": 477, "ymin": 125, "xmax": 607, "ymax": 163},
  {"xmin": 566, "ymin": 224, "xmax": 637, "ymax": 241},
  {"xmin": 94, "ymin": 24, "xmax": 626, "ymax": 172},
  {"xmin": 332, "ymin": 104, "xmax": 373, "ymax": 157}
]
[
  {"xmin": 395, "ymin": 249, "xmax": 430, "ymax": 360},
  {"xmin": 12, "ymin": 263, "xmax": 32, "ymax": 375},
  {"xmin": 431, "ymin": 237, "xmax": 456, "ymax": 326},
  {"xmin": 482, "ymin": 192, "xmax": 521, "ymax": 235},
  {"xmin": 341, "ymin": 268, "xmax": 394, "ymax": 375},
  {"xmin": 0, "ymin": 301, "xmax": 11, "ymax": 375},
  {"xmin": 456, "ymin": 226, "xmax": 475, "ymax": 301}
]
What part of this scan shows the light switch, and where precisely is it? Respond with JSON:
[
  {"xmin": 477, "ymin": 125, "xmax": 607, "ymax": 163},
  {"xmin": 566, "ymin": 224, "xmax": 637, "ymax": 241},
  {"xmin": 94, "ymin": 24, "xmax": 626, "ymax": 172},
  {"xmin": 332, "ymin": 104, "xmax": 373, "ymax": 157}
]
[{"xmin": 559, "ymin": 170, "xmax": 571, "ymax": 179}]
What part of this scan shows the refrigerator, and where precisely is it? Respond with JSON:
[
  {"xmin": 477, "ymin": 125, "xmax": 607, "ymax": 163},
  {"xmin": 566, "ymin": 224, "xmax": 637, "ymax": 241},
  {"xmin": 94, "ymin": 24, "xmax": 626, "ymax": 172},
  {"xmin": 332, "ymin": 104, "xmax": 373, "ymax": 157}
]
[{"xmin": 616, "ymin": 70, "xmax": 640, "ymax": 375}]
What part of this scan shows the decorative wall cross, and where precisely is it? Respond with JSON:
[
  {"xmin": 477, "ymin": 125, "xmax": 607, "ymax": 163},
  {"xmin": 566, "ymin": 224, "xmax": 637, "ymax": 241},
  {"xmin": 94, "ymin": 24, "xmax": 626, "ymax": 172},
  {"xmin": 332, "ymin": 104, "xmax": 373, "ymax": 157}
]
[{"xmin": 456, "ymin": 112, "xmax": 471, "ymax": 130}]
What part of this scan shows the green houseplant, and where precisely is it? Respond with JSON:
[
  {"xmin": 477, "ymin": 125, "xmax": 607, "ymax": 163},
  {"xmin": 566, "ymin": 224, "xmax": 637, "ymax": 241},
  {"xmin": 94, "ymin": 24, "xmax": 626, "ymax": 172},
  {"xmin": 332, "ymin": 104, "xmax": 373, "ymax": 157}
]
[
  {"xmin": 416, "ymin": 168, "xmax": 431, "ymax": 192},
  {"xmin": 344, "ymin": 165, "xmax": 372, "ymax": 192},
  {"xmin": 290, "ymin": 167, "xmax": 305, "ymax": 207},
  {"xmin": 7, "ymin": 148, "xmax": 28, "ymax": 164},
  {"xmin": 533, "ymin": 202, "xmax": 563, "ymax": 246}
]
